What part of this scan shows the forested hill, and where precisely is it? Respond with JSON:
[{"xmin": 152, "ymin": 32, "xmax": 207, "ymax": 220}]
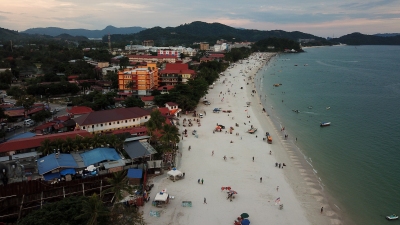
[
  {"xmin": 0, "ymin": 27, "xmax": 19, "ymax": 40},
  {"xmin": 252, "ymin": 37, "xmax": 303, "ymax": 52},
  {"xmin": 333, "ymin": 32, "xmax": 400, "ymax": 45},
  {"xmin": 107, "ymin": 21, "xmax": 327, "ymax": 46},
  {"xmin": 22, "ymin": 25, "xmax": 146, "ymax": 38}
]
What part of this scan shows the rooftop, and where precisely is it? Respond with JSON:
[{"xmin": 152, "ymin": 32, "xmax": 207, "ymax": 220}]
[{"xmin": 73, "ymin": 107, "xmax": 150, "ymax": 126}]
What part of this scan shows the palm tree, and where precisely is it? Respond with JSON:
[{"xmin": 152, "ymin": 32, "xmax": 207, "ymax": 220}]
[
  {"xmin": 51, "ymin": 138, "xmax": 64, "ymax": 153},
  {"xmin": 102, "ymin": 170, "xmax": 133, "ymax": 209},
  {"xmin": 149, "ymin": 110, "xmax": 165, "ymax": 130},
  {"xmin": 74, "ymin": 136, "xmax": 84, "ymax": 152},
  {"xmin": 125, "ymin": 80, "xmax": 135, "ymax": 93},
  {"xmin": 160, "ymin": 124, "xmax": 180, "ymax": 149},
  {"xmin": 39, "ymin": 139, "xmax": 53, "ymax": 155},
  {"xmin": 145, "ymin": 119, "xmax": 157, "ymax": 144},
  {"xmin": 76, "ymin": 193, "xmax": 109, "ymax": 225},
  {"xmin": 62, "ymin": 137, "xmax": 76, "ymax": 153}
]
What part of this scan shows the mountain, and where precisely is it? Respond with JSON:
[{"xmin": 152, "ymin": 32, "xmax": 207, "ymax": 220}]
[
  {"xmin": 21, "ymin": 25, "xmax": 146, "ymax": 38},
  {"xmin": 374, "ymin": 33, "xmax": 400, "ymax": 37},
  {"xmin": 108, "ymin": 21, "xmax": 329, "ymax": 46},
  {"xmin": 333, "ymin": 32, "xmax": 400, "ymax": 45},
  {"xmin": 0, "ymin": 27, "xmax": 19, "ymax": 40}
]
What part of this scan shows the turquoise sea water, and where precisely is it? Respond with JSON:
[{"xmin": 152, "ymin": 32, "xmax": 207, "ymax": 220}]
[{"xmin": 257, "ymin": 45, "xmax": 400, "ymax": 225}]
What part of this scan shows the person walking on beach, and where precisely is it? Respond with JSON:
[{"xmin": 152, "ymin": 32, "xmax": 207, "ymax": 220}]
[
  {"xmin": 212, "ymin": 151, "xmax": 214, "ymax": 156},
  {"xmin": 276, "ymin": 186, "xmax": 279, "ymax": 191},
  {"xmin": 321, "ymin": 206, "xmax": 324, "ymax": 214},
  {"xmin": 252, "ymin": 157, "xmax": 254, "ymax": 162},
  {"xmin": 260, "ymin": 177, "xmax": 262, "ymax": 183},
  {"xmin": 201, "ymin": 178, "xmax": 204, "ymax": 184},
  {"xmin": 204, "ymin": 198, "xmax": 207, "ymax": 204}
]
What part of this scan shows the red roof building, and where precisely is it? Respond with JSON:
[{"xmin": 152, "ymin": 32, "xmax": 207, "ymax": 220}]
[
  {"xmin": 159, "ymin": 63, "xmax": 195, "ymax": 86},
  {"xmin": 67, "ymin": 106, "xmax": 94, "ymax": 116},
  {"xmin": 0, "ymin": 130, "xmax": 91, "ymax": 155},
  {"xmin": 73, "ymin": 107, "xmax": 151, "ymax": 134}
]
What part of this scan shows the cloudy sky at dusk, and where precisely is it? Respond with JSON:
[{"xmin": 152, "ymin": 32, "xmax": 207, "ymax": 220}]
[{"xmin": 1, "ymin": 0, "xmax": 399, "ymax": 37}]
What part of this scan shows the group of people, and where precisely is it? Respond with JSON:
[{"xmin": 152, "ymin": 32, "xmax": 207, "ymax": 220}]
[{"xmin": 275, "ymin": 162, "xmax": 286, "ymax": 168}]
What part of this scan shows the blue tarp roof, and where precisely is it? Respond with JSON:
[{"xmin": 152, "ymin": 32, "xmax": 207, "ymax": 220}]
[
  {"xmin": 8, "ymin": 132, "xmax": 36, "ymax": 141},
  {"xmin": 37, "ymin": 153, "xmax": 79, "ymax": 175},
  {"xmin": 43, "ymin": 172, "xmax": 60, "ymax": 181},
  {"xmin": 60, "ymin": 168, "xmax": 76, "ymax": 176},
  {"xmin": 80, "ymin": 147, "xmax": 121, "ymax": 166},
  {"xmin": 127, "ymin": 168, "xmax": 143, "ymax": 179}
]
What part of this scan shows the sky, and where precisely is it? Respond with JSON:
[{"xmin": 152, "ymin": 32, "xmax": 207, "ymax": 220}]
[{"xmin": 1, "ymin": 0, "xmax": 399, "ymax": 38}]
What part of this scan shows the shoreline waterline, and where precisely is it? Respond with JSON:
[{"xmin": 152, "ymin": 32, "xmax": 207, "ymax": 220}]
[{"xmin": 248, "ymin": 53, "xmax": 350, "ymax": 225}]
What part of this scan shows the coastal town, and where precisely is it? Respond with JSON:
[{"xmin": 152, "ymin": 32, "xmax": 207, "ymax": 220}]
[{"xmin": 0, "ymin": 34, "xmax": 338, "ymax": 225}]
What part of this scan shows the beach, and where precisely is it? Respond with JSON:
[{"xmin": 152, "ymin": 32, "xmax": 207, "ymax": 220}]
[{"xmin": 141, "ymin": 53, "xmax": 338, "ymax": 225}]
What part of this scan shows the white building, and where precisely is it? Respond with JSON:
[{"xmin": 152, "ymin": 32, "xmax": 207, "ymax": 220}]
[{"xmin": 73, "ymin": 107, "xmax": 151, "ymax": 134}]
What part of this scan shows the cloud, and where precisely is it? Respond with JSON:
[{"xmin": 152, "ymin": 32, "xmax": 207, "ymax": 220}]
[{"xmin": 0, "ymin": 0, "xmax": 399, "ymax": 37}]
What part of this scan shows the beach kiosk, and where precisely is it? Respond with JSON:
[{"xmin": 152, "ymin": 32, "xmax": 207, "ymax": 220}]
[
  {"xmin": 167, "ymin": 168, "xmax": 183, "ymax": 181},
  {"xmin": 153, "ymin": 190, "xmax": 169, "ymax": 207}
]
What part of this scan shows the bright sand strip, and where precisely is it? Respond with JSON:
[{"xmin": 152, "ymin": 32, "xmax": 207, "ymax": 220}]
[{"xmin": 141, "ymin": 53, "xmax": 336, "ymax": 225}]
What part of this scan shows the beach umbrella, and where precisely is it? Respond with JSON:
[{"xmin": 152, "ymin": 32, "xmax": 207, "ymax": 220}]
[
  {"xmin": 241, "ymin": 218, "xmax": 250, "ymax": 225},
  {"xmin": 240, "ymin": 213, "xmax": 249, "ymax": 218}
]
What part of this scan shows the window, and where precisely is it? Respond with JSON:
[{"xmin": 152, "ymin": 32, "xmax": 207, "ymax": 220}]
[
  {"xmin": 125, "ymin": 120, "xmax": 127, "ymax": 123},
  {"xmin": 117, "ymin": 121, "xmax": 120, "ymax": 124},
  {"xmin": 145, "ymin": 116, "xmax": 148, "ymax": 119},
  {"xmin": 109, "ymin": 123, "xmax": 111, "ymax": 125},
  {"xmin": 133, "ymin": 119, "xmax": 135, "ymax": 122},
  {"xmin": 83, "ymin": 126, "xmax": 86, "ymax": 129},
  {"xmin": 101, "ymin": 124, "xmax": 103, "ymax": 127}
]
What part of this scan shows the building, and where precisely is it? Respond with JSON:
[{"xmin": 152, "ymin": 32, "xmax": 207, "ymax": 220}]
[
  {"xmin": 140, "ymin": 96, "xmax": 155, "ymax": 108},
  {"xmin": 118, "ymin": 62, "xmax": 159, "ymax": 96},
  {"xmin": 73, "ymin": 107, "xmax": 151, "ymax": 134},
  {"xmin": 199, "ymin": 42, "xmax": 209, "ymax": 50},
  {"xmin": 158, "ymin": 63, "xmax": 195, "ymax": 86},
  {"xmin": 142, "ymin": 40, "xmax": 154, "ymax": 47},
  {"xmin": 127, "ymin": 55, "xmax": 177, "ymax": 64},
  {"xmin": 0, "ymin": 130, "xmax": 92, "ymax": 156},
  {"xmin": 157, "ymin": 49, "xmax": 178, "ymax": 56}
]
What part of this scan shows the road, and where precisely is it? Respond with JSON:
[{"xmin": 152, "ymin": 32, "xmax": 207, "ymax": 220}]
[{"xmin": 2, "ymin": 98, "xmax": 68, "ymax": 140}]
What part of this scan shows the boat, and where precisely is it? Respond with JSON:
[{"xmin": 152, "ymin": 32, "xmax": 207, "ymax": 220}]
[
  {"xmin": 247, "ymin": 128, "xmax": 257, "ymax": 134},
  {"xmin": 320, "ymin": 122, "xmax": 331, "ymax": 127},
  {"xmin": 386, "ymin": 214, "xmax": 398, "ymax": 220},
  {"xmin": 308, "ymin": 106, "xmax": 313, "ymax": 109},
  {"xmin": 326, "ymin": 107, "xmax": 330, "ymax": 110}
]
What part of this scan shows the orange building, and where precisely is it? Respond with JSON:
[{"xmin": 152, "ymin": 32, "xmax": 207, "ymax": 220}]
[{"xmin": 118, "ymin": 63, "xmax": 159, "ymax": 96}]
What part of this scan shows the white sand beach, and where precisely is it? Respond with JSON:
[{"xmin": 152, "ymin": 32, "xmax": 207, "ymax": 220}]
[{"xmin": 141, "ymin": 53, "xmax": 339, "ymax": 225}]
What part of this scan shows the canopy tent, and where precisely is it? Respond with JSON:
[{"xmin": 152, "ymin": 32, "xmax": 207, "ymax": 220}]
[
  {"xmin": 167, "ymin": 168, "xmax": 183, "ymax": 181},
  {"xmin": 241, "ymin": 219, "xmax": 250, "ymax": 225},
  {"xmin": 154, "ymin": 192, "xmax": 169, "ymax": 202},
  {"xmin": 60, "ymin": 168, "xmax": 76, "ymax": 176}
]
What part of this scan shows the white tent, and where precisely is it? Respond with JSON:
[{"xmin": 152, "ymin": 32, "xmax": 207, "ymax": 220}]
[
  {"xmin": 154, "ymin": 192, "xmax": 169, "ymax": 202},
  {"xmin": 167, "ymin": 169, "xmax": 183, "ymax": 181}
]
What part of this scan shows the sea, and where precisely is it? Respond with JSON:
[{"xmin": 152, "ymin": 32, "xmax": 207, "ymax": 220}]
[{"xmin": 255, "ymin": 45, "xmax": 400, "ymax": 225}]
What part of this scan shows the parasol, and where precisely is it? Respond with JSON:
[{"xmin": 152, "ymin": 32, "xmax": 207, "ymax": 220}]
[
  {"xmin": 241, "ymin": 218, "xmax": 250, "ymax": 225},
  {"xmin": 240, "ymin": 213, "xmax": 249, "ymax": 218}
]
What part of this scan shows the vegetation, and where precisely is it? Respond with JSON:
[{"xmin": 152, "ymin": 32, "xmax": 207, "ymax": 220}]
[
  {"xmin": 38, "ymin": 134, "xmax": 125, "ymax": 155},
  {"xmin": 124, "ymin": 96, "xmax": 145, "ymax": 108},
  {"xmin": 71, "ymin": 91, "xmax": 117, "ymax": 111},
  {"xmin": 251, "ymin": 37, "xmax": 303, "ymax": 52},
  {"xmin": 17, "ymin": 196, "xmax": 96, "ymax": 225}
]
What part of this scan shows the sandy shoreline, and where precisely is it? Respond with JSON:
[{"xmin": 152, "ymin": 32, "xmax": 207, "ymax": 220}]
[{"xmin": 141, "ymin": 53, "xmax": 339, "ymax": 225}]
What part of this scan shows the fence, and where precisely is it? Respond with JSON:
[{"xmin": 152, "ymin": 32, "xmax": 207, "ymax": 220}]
[{"xmin": 0, "ymin": 173, "xmax": 114, "ymax": 223}]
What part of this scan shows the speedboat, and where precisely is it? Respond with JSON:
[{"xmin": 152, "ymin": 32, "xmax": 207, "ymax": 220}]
[
  {"xmin": 386, "ymin": 214, "xmax": 398, "ymax": 220},
  {"xmin": 326, "ymin": 107, "xmax": 331, "ymax": 110},
  {"xmin": 320, "ymin": 122, "xmax": 331, "ymax": 127}
]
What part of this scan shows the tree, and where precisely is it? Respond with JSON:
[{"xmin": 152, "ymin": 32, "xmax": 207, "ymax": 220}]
[
  {"xmin": 160, "ymin": 124, "xmax": 180, "ymax": 150},
  {"xmin": 124, "ymin": 96, "xmax": 144, "ymax": 108},
  {"xmin": 16, "ymin": 95, "xmax": 35, "ymax": 119},
  {"xmin": 18, "ymin": 196, "xmax": 89, "ymax": 225},
  {"xmin": 62, "ymin": 137, "xmax": 76, "ymax": 153},
  {"xmin": 125, "ymin": 81, "xmax": 135, "ymax": 93},
  {"xmin": 76, "ymin": 193, "xmax": 109, "ymax": 225},
  {"xmin": 102, "ymin": 170, "xmax": 133, "ymax": 209},
  {"xmin": 6, "ymin": 86, "xmax": 26, "ymax": 99},
  {"xmin": 31, "ymin": 110, "xmax": 52, "ymax": 124},
  {"xmin": 0, "ymin": 69, "xmax": 13, "ymax": 85},
  {"xmin": 39, "ymin": 139, "xmax": 53, "ymax": 155}
]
